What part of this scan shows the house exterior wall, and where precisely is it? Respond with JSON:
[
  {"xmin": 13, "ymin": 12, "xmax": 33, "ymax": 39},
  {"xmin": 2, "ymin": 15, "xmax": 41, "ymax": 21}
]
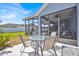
[
  {"xmin": 39, "ymin": 3, "xmax": 79, "ymax": 46},
  {"xmin": 40, "ymin": 3, "xmax": 76, "ymax": 16}
]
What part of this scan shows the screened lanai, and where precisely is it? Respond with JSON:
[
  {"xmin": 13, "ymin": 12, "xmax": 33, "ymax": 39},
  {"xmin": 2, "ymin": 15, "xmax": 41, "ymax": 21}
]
[
  {"xmin": 40, "ymin": 6, "xmax": 77, "ymax": 40},
  {"xmin": 23, "ymin": 16, "xmax": 39, "ymax": 35},
  {"xmin": 23, "ymin": 6, "xmax": 77, "ymax": 46}
]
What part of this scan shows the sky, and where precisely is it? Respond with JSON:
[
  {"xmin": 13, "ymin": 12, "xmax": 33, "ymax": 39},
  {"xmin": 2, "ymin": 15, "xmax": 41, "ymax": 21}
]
[{"xmin": 0, "ymin": 3, "xmax": 43, "ymax": 24}]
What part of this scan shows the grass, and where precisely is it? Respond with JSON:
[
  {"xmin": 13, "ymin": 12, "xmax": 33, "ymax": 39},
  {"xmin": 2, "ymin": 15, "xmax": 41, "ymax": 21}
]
[{"xmin": 0, "ymin": 32, "xmax": 29, "ymax": 50}]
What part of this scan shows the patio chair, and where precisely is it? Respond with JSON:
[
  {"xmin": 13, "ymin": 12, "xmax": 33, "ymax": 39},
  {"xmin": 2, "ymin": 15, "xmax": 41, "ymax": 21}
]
[
  {"xmin": 50, "ymin": 32, "xmax": 57, "ymax": 37},
  {"xmin": 19, "ymin": 35, "xmax": 35, "ymax": 56},
  {"xmin": 41, "ymin": 37, "xmax": 57, "ymax": 56}
]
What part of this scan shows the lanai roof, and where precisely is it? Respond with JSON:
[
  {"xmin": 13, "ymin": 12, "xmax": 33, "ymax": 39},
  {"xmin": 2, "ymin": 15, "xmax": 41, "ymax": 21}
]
[{"xmin": 23, "ymin": 3, "xmax": 48, "ymax": 20}]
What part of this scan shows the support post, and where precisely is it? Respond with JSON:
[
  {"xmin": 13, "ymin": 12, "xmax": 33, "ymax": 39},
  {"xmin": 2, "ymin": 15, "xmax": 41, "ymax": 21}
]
[
  {"xmin": 24, "ymin": 19, "xmax": 27, "ymax": 35},
  {"xmin": 48, "ymin": 21, "xmax": 50, "ymax": 36},
  {"xmin": 32, "ymin": 19, "xmax": 33, "ymax": 32},
  {"xmin": 38, "ymin": 16, "xmax": 41, "ymax": 35},
  {"xmin": 77, "ymin": 4, "xmax": 79, "ymax": 46},
  {"xmin": 58, "ymin": 18, "xmax": 60, "ymax": 38},
  {"xmin": 28, "ymin": 20, "xmax": 29, "ymax": 35}
]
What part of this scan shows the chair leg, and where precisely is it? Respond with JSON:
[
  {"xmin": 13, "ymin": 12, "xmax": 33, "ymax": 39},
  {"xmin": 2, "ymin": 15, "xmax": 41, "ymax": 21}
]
[
  {"xmin": 53, "ymin": 47, "xmax": 57, "ymax": 56},
  {"xmin": 40, "ymin": 46, "xmax": 43, "ymax": 56},
  {"xmin": 20, "ymin": 46, "xmax": 23, "ymax": 52},
  {"xmin": 34, "ymin": 46, "xmax": 36, "ymax": 56},
  {"xmin": 20, "ymin": 47, "xmax": 25, "ymax": 56},
  {"xmin": 61, "ymin": 45, "xmax": 64, "ymax": 56}
]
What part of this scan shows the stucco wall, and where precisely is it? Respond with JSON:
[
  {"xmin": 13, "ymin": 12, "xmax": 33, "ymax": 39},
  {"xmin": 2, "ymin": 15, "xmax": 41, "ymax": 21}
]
[{"xmin": 40, "ymin": 3, "xmax": 76, "ymax": 16}]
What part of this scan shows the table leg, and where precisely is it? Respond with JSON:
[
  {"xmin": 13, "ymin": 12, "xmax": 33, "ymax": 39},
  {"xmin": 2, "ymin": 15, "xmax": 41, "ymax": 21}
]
[
  {"xmin": 34, "ymin": 41, "xmax": 40, "ymax": 56},
  {"xmin": 61, "ymin": 45, "xmax": 65, "ymax": 56}
]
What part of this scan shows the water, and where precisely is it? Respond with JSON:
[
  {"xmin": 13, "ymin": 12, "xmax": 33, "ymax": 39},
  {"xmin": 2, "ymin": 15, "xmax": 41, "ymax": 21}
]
[{"xmin": 0, "ymin": 27, "xmax": 28, "ymax": 32}]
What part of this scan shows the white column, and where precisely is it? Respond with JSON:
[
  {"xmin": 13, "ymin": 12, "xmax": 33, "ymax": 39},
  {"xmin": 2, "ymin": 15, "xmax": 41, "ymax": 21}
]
[
  {"xmin": 77, "ymin": 4, "xmax": 79, "ymax": 46},
  {"xmin": 58, "ymin": 18, "xmax": 60, "ymax": 38},
  {"xmin": 38, "ymin": 16, "xmax": 41, "ymax": 35}
]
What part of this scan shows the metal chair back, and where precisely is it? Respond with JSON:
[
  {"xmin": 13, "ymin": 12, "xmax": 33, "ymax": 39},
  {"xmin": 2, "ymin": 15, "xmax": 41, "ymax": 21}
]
[
  {"xmin": 19, "ymin": 35, "xmax": 26, "ymax": 47},
  {"xmin": 51, "ymin": 32, "xmax": 57, "ymax": 37},
  {"xmin": 43, "ymin": 36, "xmax": 56, "ymax": 51}
]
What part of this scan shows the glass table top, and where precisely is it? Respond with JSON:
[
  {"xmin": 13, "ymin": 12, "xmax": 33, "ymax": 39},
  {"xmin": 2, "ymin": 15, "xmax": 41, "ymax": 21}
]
[{"xmin": 29, "ymin": 35, "xmax": 49, "ymax": 41}]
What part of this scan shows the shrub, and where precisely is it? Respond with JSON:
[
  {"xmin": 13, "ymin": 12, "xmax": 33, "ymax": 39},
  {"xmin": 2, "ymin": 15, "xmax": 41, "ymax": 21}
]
[
  {"xmin": 0, "ymin": 32, "xmax": 28, "ymax": 50},
  {"xmin": 0, "ymin": 34, "xmax": 10, "ymax": 50}
]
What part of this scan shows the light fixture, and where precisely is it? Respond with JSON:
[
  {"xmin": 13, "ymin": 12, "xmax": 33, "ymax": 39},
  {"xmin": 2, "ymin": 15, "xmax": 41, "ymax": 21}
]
[{"xmin": 54, "ymin": 14, "xmax": 61, "ymax": 19}]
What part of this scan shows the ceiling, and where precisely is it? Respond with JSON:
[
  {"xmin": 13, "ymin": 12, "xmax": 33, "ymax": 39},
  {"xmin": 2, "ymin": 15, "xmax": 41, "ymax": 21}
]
[{"xmin": 42, "ymin": 7, "xmax": 76, "ymax": 24}]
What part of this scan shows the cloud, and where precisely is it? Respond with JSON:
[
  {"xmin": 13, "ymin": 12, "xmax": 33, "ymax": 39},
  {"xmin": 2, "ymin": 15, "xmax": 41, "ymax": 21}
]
[
  {"xmin": 0, "ymin": 3, "xmax": 32, "ymax": 24},
  {"xmin": 0, "ymin": 14, "xmax": 16, "ymax": 19}
]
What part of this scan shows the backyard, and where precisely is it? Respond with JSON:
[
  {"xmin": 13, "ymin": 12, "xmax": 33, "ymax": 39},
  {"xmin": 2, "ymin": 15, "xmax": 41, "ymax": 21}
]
[{"xmin": 0, "ymin": 32, "xmax": 29, "ymax": 50}]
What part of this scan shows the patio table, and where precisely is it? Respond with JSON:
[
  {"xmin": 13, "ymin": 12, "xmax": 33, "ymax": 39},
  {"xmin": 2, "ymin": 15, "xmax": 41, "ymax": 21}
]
[{"xmin": 29, "ymin": 35, "xmax": 49, "ymax": 56}]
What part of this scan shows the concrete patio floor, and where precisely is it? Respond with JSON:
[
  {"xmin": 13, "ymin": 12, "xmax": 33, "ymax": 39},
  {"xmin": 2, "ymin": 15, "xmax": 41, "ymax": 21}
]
[{"xmin": 0, "ymin": 42, "xmax": 79, "ymax": 56}]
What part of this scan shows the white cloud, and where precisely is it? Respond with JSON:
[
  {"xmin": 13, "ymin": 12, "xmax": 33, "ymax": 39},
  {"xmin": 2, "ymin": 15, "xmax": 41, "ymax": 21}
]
[
  {"xmin": 0, "ymin": 3, "xmax": 32, "ymax": 24},
  {"xmin": 1, "ymin": 14, "xmax": 16, "ymax": 19},
  {"xmin": 4, "ymin": 3, "xmax": 31, "ymax": 15}
]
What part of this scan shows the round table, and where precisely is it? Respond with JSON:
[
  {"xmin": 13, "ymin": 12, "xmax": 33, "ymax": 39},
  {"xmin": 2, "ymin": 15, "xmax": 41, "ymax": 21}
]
[{"xmin": 29, "ymin": 35, "xmax": 48, "ymax": 56}]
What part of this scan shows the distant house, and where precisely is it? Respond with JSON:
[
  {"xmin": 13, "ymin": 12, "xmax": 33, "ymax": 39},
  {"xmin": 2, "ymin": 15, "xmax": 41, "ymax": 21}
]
[{"xmin": 23, "ymin": 3, "xmax": 79, "ymax": 47}]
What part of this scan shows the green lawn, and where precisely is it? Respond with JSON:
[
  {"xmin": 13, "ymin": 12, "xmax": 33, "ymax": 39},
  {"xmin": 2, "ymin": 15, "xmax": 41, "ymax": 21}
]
[
  {"xmin": 0, "ymin": 31, "xmax": 25, "ymax": 37},
  {"xmin": 0, "ymin": 32, "xmax": 29, "ymax": 50}
]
